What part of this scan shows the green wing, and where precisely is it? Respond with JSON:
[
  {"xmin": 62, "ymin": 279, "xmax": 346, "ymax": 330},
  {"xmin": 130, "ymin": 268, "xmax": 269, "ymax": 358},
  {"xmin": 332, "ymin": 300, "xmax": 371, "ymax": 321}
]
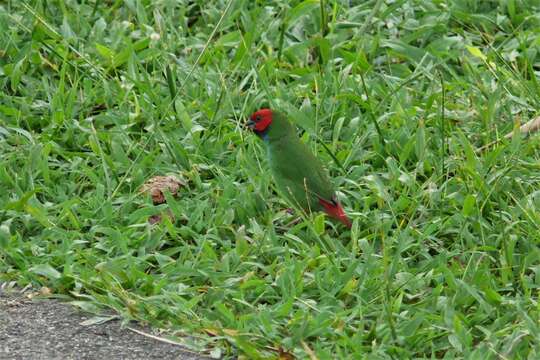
[{"xmin": 268, "ymin": 136, "xmax": 335, "ymax": 212}]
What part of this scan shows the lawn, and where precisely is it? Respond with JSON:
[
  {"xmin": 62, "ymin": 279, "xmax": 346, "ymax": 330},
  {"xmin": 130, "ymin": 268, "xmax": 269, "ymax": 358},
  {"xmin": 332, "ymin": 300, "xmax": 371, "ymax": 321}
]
[{"xmin": 2, "ymin": 0, "xmax": 540, "ymax": 358}]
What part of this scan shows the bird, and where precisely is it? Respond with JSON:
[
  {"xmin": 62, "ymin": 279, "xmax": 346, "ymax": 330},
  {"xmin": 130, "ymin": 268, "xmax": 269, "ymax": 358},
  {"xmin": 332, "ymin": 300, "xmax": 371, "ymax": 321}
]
[{"xmin": 246, "ymin": 108, "xmax": 352, "ymax": 228}]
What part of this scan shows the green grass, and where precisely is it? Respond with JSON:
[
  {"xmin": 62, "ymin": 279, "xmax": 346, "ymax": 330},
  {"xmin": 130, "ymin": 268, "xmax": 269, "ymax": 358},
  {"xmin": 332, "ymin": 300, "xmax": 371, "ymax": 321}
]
[{"xmin": 2, "ymin": 0, "xmax": 540, "ymax": 358}]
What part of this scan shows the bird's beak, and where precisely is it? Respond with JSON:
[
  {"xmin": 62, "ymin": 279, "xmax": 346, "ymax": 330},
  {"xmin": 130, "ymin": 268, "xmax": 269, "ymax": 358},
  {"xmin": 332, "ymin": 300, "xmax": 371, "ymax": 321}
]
[{"xmin": 246, "ymin": 120, "xmax": 255, "ymax": 130}]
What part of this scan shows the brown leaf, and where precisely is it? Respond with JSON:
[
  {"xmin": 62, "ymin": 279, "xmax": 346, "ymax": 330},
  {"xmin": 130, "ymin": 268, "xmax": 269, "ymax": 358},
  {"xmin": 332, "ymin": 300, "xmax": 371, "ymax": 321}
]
[
  {"xmin": 278, "ymin": 347, "xmax": 295, "ymax": 360},
  {"xmin": 204, "ymin": 328, "xmax": 239, "ymax": 337},
  {"xmin": 139, "ymin": 175, "xmax": 184, "ymax": 205},
  {"xmin": 39, "ymin": 286, "xmax": 52, "ymax": 296},
  {"xmin": 223, "ymin": 328, "xmax": 239, "ymax": 337},
  {"xmin": 203, "ymin": 328, "xmax": 218, "ymax": 337},
  {"xmin": 26, "ymin": 286, "xmax": 53, "ymax": 299},
  {"xmin": 477, "ymin": 116, "xmax": 540, "ymax": 153},
  {"xmin": 301, "ymin": 341, "xmax": 319, "ymax": 360},
  {"xmin": 148, "ymin": 214, "xmax": 163, "ymax": 225},
  {"xmin": 504, "ymin": 116, "xmax": 540, "ymax": 139},
  {"xmin": 148, "ymin": 209, "xmax": 175, "ymax": 225}
]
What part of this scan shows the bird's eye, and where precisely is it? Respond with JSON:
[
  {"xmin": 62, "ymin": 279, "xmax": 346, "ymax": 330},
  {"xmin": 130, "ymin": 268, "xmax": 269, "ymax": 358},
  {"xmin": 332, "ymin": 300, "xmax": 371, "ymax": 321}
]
[{"xmin": 255, "ymin": 115, "xmax": 261, "ymax": 122}]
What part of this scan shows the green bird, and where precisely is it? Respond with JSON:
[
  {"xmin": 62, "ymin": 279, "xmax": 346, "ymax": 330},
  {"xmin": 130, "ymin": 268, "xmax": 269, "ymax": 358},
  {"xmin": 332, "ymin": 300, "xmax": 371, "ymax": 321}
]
[{"xmin": 247, "ymin": 108, "xmax": 352, "ymax": 228}]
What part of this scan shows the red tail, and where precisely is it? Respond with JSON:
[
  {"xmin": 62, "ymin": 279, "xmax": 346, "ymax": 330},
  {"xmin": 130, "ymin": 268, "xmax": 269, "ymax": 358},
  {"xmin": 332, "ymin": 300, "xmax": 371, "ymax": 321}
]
[{"xmin": 318, "ymin": 198, "xmax": 352, "ymax": 229}]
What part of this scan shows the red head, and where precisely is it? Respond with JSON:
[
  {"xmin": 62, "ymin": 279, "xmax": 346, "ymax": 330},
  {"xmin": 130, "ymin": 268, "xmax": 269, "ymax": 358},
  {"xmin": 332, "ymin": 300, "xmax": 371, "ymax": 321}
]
[{"xmin": 247, "ymin": 108, "xmax": 273, "ymax": 134}]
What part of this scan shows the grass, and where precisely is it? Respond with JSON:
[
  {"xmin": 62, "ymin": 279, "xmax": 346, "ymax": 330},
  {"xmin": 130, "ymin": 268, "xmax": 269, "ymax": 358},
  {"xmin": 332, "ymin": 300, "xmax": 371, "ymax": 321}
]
[{"xmin": 2, "ymin": 0, "xmax": 540, "ymax": 358}]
